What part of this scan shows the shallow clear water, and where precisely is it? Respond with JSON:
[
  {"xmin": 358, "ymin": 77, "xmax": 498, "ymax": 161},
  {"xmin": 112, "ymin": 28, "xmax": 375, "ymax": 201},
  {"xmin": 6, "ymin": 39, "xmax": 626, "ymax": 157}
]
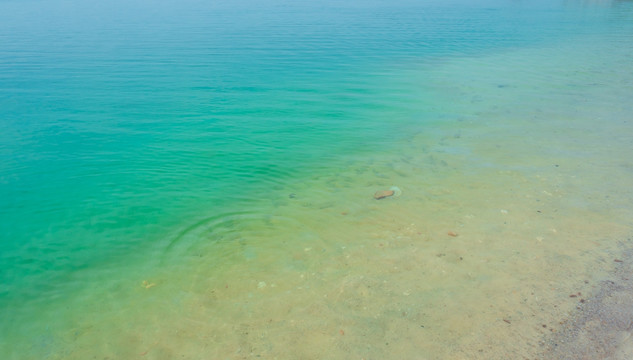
[{"xmin": 1, "ymin": 0, "xmax": 633, "ymax": 358}]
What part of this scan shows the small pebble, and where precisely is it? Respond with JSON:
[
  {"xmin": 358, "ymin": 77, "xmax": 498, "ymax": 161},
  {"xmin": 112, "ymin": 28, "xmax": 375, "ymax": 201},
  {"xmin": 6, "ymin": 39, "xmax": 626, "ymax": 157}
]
[
  {"xmin": 141, "ymin": 280, "xmax": 156, "ymax": 289},
  {"xmin": 374, "ymin": 190, "xmax": 395, "ymax": 200},
  {"xmin": 447, "ymin": 231, "xmax": 458, "ymax": 237}
]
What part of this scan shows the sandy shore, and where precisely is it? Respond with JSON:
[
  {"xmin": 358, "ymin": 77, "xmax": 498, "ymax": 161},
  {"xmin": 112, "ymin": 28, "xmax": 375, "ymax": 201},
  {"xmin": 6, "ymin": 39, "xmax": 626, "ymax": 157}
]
[{"xmin": 540, "ymin": 241, "xmax": 633, "ymax": 360}]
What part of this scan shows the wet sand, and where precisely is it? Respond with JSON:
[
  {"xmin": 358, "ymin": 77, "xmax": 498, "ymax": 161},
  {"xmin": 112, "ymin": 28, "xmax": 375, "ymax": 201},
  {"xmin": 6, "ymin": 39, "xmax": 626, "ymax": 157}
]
[{"xmin": 541, "ymin": 245, "xmax": 633, "ymax": 360}]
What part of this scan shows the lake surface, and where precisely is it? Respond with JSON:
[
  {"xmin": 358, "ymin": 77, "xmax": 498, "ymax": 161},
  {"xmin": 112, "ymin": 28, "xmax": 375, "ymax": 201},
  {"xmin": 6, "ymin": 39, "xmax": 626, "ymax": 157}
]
[{"xmin": 1, "ymin": 0, "xmax": 633, "ymax": 358}]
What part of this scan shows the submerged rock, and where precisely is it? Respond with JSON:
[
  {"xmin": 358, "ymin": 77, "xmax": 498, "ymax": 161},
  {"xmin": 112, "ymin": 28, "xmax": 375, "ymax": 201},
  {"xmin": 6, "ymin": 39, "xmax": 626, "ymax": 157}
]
[{"xmin": 374, "ymin": 190, "xmax": 395, "ymax": 200}]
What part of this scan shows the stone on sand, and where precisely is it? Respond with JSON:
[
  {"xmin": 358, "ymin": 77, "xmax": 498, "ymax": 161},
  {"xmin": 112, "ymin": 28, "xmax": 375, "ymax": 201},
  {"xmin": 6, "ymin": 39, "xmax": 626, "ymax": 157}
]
[{"xmin": 374, "ymin": 190, "xmax": 395, "ymax": 200}]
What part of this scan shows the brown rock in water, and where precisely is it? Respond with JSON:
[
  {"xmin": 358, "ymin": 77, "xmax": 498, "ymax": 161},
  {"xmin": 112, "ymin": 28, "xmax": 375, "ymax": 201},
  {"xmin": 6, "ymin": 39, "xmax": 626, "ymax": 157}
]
[{"xmin": 374, "ymin": 190, "xmax": 395, "ymax": 200}]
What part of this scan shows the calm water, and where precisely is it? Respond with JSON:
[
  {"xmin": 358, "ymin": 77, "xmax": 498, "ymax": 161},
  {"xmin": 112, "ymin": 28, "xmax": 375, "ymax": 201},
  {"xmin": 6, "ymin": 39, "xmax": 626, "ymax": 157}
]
[{"xmin": 1, "ymin": 0, "xmax": 633, "ymax": 358}]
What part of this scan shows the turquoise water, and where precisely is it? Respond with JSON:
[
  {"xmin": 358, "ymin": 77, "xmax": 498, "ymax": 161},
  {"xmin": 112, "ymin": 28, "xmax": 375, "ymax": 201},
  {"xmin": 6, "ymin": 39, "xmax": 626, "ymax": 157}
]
[{"xmin": 1, "ymin": 0, "xmax": 633, "ymax": 358}]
